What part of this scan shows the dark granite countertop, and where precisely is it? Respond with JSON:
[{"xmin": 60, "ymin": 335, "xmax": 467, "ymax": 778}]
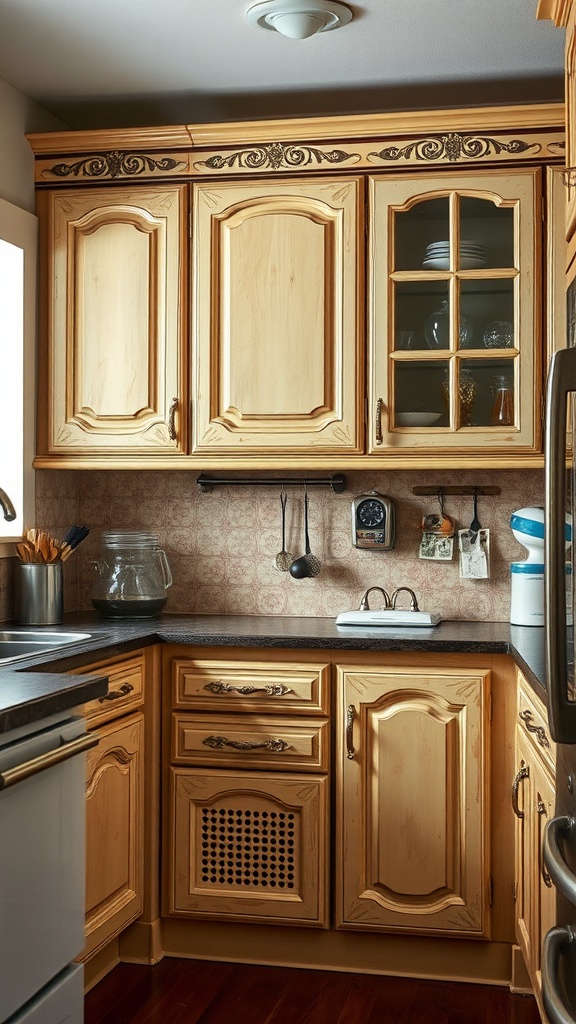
[{"xmin": 0, "ymin": 612, "xmax": 549, "ymax": 734}]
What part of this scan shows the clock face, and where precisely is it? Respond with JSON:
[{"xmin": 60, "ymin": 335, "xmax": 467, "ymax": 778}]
[{"xmin": 357, "ymin": 498, "xmax": 386, "ymax": 528}]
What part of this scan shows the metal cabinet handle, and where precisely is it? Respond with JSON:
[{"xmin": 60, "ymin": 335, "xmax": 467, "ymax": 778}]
[
  {"xmin": 511, "ymin": 763, "xmax": 529, "ymax": 818},
  {"xmin": 375, "ymin": 398, "xmax": 383, "ymax": 445},
  {"xmin": 346, "ymin": 704, "xmax": 356, "ymax": 760},
  {"xmin": 203, "ymin": 682, "xmax": 292, "ymax": 697},
  {"xmin": 538, "ymin": 801, "xmax": 554, "ymax": 888},
  {"xmin": 0, "ymin": 733, "xmax": 99, "ymax": 790},
  {"xmin": 519, "ymin": 709, "xmax": 550, "ymax": 748},
  {"xmin": 544, "ymin": 815, "xmax": 576, "ymax": 904},
  {"xmin": 202, "ymin": 735, "xmax": 289, "ymax": 752},
  {"xmin": 168, "ymin": 397, "xmax": 178, "ymax": 441},
  {"xmin": 98, "ymin": 681, "xmax": 134, "ymax": 703},
  {"xmin": 542, "ymin": 925, "xmax": 576, "ymax": 1024}
]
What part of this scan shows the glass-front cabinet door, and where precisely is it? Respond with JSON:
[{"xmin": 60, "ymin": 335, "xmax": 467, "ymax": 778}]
[{"xmin": 368, "ymin": 169, "xmax": 541, "ymax": 456}]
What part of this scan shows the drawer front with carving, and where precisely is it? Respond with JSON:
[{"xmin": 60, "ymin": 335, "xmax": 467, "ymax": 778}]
[
  {"xmin": 517, "ymin": 680, "xmax": 555, "ymax": 776},
  {"xmin": 76, "ymin": 654, "xmax": 145, "ymax": 727},
  {"xmin": 171, "ymin": 658, "xmax": 330, "ymax": 715},
  {"xmin": 172, "ymin": 714, "xmax": 329, "ymax": 772}
]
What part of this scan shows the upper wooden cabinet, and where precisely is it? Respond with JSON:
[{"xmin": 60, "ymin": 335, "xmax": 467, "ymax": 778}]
[
  {"xmin": 191, "ymin": 177, "xmax": 363, "ymax": 454},
  {"xmin": 369, "ymin": 168, "xmax": 541, "ymax": 455},
  {"xmin": 28, "ymin": 104, "xmax": 565, "ymax": 468},
  {"xmin": 36, "ymin": 185, "xmax": 188, "ymax": 457}
]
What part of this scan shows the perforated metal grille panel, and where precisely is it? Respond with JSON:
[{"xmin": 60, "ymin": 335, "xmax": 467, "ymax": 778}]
[{"xmin": 200, "ymin": 806, "xmax": 298, "ymax": 892}]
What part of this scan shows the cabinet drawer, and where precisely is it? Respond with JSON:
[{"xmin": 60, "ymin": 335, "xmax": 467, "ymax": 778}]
[
  {"xmin": 75, "ymin": 654, "xmax": 145, "ymax": 726},
  {"xmin": 518, "ymin": 679, "xmax": 556, "ymax": 775},
  {"xmin": 172, "ymin": 659, "xmax": 330, "ymax": 715},
  {"xmin": 172, "ymin": 714, "xmax": 329, "ymax": 772}
]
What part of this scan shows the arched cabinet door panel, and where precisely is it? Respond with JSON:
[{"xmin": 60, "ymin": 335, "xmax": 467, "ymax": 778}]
[
  {"xmin": 191, "ymin": 177, "xmax": 363, "ymax": 453},
  {"xmin": 336, "ymin": 664, "xmax": 490, "ymax": 936},
  {"xmin": 39, "ymin": 185, "xmax": 188, "ymax": 455}
]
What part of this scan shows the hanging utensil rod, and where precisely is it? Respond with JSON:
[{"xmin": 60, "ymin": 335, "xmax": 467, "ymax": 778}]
[
  {"xmin": 412, "ymin": 486, "xmax": 500, "ymax": 496},
  {"xmin": 197, "ymin": 474, "xmax": 346, "ymax": 494}
]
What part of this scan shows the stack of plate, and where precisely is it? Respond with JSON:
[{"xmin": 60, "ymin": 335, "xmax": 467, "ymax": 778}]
[{"xmin": 422, "ymin": 240, "xmax": 487, "ymax": 270}]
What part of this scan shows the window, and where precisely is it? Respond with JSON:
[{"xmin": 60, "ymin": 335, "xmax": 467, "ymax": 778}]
[{"xmin": 0, "ymin": 197, "xmax": 36, "ymax": 552}]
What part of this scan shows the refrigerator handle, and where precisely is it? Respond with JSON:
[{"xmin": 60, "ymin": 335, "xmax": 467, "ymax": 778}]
[
  {"xmin": 543, "ymin": 925, "xmax": 576, "ymax": 1024},
  {"xmin": 545, "ymin": 349, "xmax": 576, "ymax": 743},
  {"xmin": 544, "ymin": 815, "xmax": 576, "ymax": 903}
]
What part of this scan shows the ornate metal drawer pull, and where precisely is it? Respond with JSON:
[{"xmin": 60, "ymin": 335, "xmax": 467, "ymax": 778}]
[
  {"xmin": 375, "ymin": 398, "xmax": 383, "ymax": 445},
  {"xmin": 537, "ymin": 801, "xmax": 554, "ymax": 888},
  {"xmin": 346, "ymin": 704, "xmax": 356, "ymax": 760},
  {"xmin": 519, "ymin": 709, "xmax": 550, "ymax": 748},
  {"xmin": 168, "ymin": 397, "xmax": 178, "ymax": 441},
  {"xmin": 512, "ymin": 763, "xmax": 530, "ymax": 818},
  {"xmin": 202, "ymin": 735, "xmax": 290, "ymax": 752},
  {"xmin": 203, "ymin": 682, "xmax": 292, "ymax": 696},
  {"xmin": 98, "ymin": 682, "xmax": 134, "ymax": 703},
  {"xmin": 562, "ymin": 167, "xmax": 576, "ymax": 189}
]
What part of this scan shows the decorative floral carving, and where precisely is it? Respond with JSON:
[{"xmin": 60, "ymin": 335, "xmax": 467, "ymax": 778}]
[
  {"xmin": 368, "ymin": 133, "xmax": 541, "ymax": 164},
  {"xmin": 43, "ymin": 152, "xmax": 187, "ymax": 180},
  {"xmin": 195, "ymin": 142, "xmax": 359, "ymax": 171}
]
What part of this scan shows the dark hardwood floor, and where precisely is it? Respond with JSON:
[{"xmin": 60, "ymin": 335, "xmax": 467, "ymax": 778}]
[{"xmin": 84, "ymin": 959, "xmax": 543, "ymax": 1024}]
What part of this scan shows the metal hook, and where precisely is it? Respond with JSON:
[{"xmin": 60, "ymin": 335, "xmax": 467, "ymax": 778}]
[{"xmin": 437, "ymin": 489, "xmax": 445, "ymax": 516}]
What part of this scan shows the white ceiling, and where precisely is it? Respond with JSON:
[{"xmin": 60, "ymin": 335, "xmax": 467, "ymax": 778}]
[{"xmin": 0, "ymin": 0, "xmax": 567, "ymax": 129}]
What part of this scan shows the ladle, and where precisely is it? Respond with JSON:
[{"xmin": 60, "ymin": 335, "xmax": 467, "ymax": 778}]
[
  {"xmin": 274, "ymin": 489, "xmax": 294, "ymax": 572},
  {"xmin": 289, "ymin": 488, "xmax": 321, "ymax": 579}
]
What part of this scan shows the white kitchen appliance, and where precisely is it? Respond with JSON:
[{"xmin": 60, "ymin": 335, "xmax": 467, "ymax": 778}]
[
  {"xmin": 509, "ymin": 506, "xmax": 545, "ymax": 626},
  {"xmin": 0, "ymin": 710, "xmax": 96, "ymax": 1023}
]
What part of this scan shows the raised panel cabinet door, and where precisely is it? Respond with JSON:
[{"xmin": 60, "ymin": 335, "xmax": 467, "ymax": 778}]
[
  {"xmin": 531, "ymin": 755, "xmax": 557, "ymax": 1008},
  {"xmin": 80, "ymin": 712, "xmax": 144, "ymax": 959},
  {"xmin": 40, "ymin": 185, "xmax": 187, "ymax": 454},
  {"xmin": 168, "ymin": 767, "xmax": 329, "ymax": 926},
  {"xmin": 336, "ymin": 665, "xmax": 490, "ymax": 935},
  {"xmin": 513, "ymin": 732, "xmax": 533, "ymax": 973},
  {"xmin": 191, "ymin": 177, "xmax": 363, "ymax": 453},
  {"xmin": 368, "ymin": 168, "xmax": 540, "ymax": 456}
]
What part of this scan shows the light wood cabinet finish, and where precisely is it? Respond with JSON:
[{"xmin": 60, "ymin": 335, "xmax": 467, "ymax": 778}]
[
  {"xmin": 369, "ymin": 168, "xmax": 541, "ymax": 454},
  {"xmin": 169, "ymin": 768, "xmax": 329, "ymax": 926},
  {"xmin": 37, "ymin": 185, "xmax": 188, "ymax": 456},
  {"xmin": 81, "ymin": 712, "xmax": 145, "ymax": 959},
  {"xmin": 513, "ymin": 677, "xmax": 557, "ymax": 1013},
  {"xmin": 336, "ymin": 664, "xmax": 491, "ymax": 936},
  {"xmin": 191, "ymin": 177, "xmax": 363, "ymax": 453},
  {"xmin": 76, "ymin": 653, "xmax": 145, "ymax": 727},
  {"xmin": 171, "ymin": 657, "xmax": 330, "ymax": 715},
  {"xmin": 172, "ymin": 712, "xmax": 329, "ymax": 771}
]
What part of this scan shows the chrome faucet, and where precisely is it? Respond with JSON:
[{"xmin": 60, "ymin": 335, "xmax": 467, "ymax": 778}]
[
  {"xmin": 0, "ymin": 487, "xmax": 16, "ymax": 522},
  {"xmin": 359, "ymin": 586, "xmax": 391, "ymax": 611},
  {"xmin": 390, "ymin": 587, "xmax": 419, "ymax": 611}
]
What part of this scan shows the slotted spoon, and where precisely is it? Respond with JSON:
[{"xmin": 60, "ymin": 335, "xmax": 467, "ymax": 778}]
[{"xmin": 274, "ymin": 489, "xmax": 294, "ymax": 571}]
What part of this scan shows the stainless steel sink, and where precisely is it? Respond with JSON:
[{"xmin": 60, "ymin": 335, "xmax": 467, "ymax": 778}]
[{"xmin": 0, "ymin": 630, "xmax": 92, "ymax": 664}]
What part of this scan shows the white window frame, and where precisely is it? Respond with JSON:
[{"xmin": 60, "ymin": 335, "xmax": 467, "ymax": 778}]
[{"xmin": 0, "ymin": 197, "xmax": 37, "ymax": 555}]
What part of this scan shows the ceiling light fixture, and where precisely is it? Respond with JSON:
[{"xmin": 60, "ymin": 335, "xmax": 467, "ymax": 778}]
[{"xmin": 246, "ymin": 0, "xmax": 353, "ymax": 39}]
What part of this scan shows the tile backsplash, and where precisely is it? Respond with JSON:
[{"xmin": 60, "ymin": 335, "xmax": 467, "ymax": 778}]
[{"xmin": 1, "ymin": 467, "xmax": 540, "ymax": 625}]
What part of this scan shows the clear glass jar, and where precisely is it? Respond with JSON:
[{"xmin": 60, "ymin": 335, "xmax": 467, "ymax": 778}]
[
  {"xmin": 441, "ymin": 368, "xmax": 477, "ymax": 426},
  {"xmin": 89, "ymin": 530, "xmax": 172, "ymax": 618},
  {"xmin": 490, "ymin": 374, "xmax": 514, "ymax": 426},
  {"xmin": 425, "ymin": 299, "xmax": 472, "ymax": 349}
]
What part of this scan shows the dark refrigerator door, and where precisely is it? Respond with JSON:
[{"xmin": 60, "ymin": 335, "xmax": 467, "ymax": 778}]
[
  {"xmin": 545, "ymin": 343, "xmax": 576, "ymax": 743},
  {"xmin": 543, "ymin": 746, "xmax": 576, "ymax": 1024}
]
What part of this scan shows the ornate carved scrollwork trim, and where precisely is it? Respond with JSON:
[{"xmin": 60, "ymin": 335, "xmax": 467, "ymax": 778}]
[
  {"xmin": 42, "ymin": 151, "xmax": 188, "ymax": 180},
  {"xmin": 368, "ymin": 132, "xmax": 542, "ymax": 165},
  {"xmin": 194, "ymin": 141, "xmax": 360, "ymax": 171}
]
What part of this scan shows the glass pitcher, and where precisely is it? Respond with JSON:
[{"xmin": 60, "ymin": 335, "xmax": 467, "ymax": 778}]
[{"xmin": 90, "ymin": 530, "xmax": 172, "ymax": 618}]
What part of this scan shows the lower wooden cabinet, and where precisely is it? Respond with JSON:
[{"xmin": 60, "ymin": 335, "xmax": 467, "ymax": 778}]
[
  {"xmin": 336, "ymin": 664, "xmax": 491, "ymax": 936},
  {"xmin": 169, "ymin": 768, "xmax": 329, "ymax": 926},
  {"xmin": 84, "ymin": 712, "xmax": 145, "ymax": 957},
  {"xmin": 513, "ymin": 677, "xmax": 557, "ymax": 1012},
  {"xmin": 71, "ymin": 653, "xmax": 147, "ymax": 961}
]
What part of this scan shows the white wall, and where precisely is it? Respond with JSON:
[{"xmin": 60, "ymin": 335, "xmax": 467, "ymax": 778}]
[{"xmin": 0, "ymin": 76, "xmax": 67, "ymax": 212}]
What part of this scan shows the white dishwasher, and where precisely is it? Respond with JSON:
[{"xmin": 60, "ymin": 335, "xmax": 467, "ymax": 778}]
[{"xmin": 0, "ymin": 710, "xmax": 97, "ymax": 1024}]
